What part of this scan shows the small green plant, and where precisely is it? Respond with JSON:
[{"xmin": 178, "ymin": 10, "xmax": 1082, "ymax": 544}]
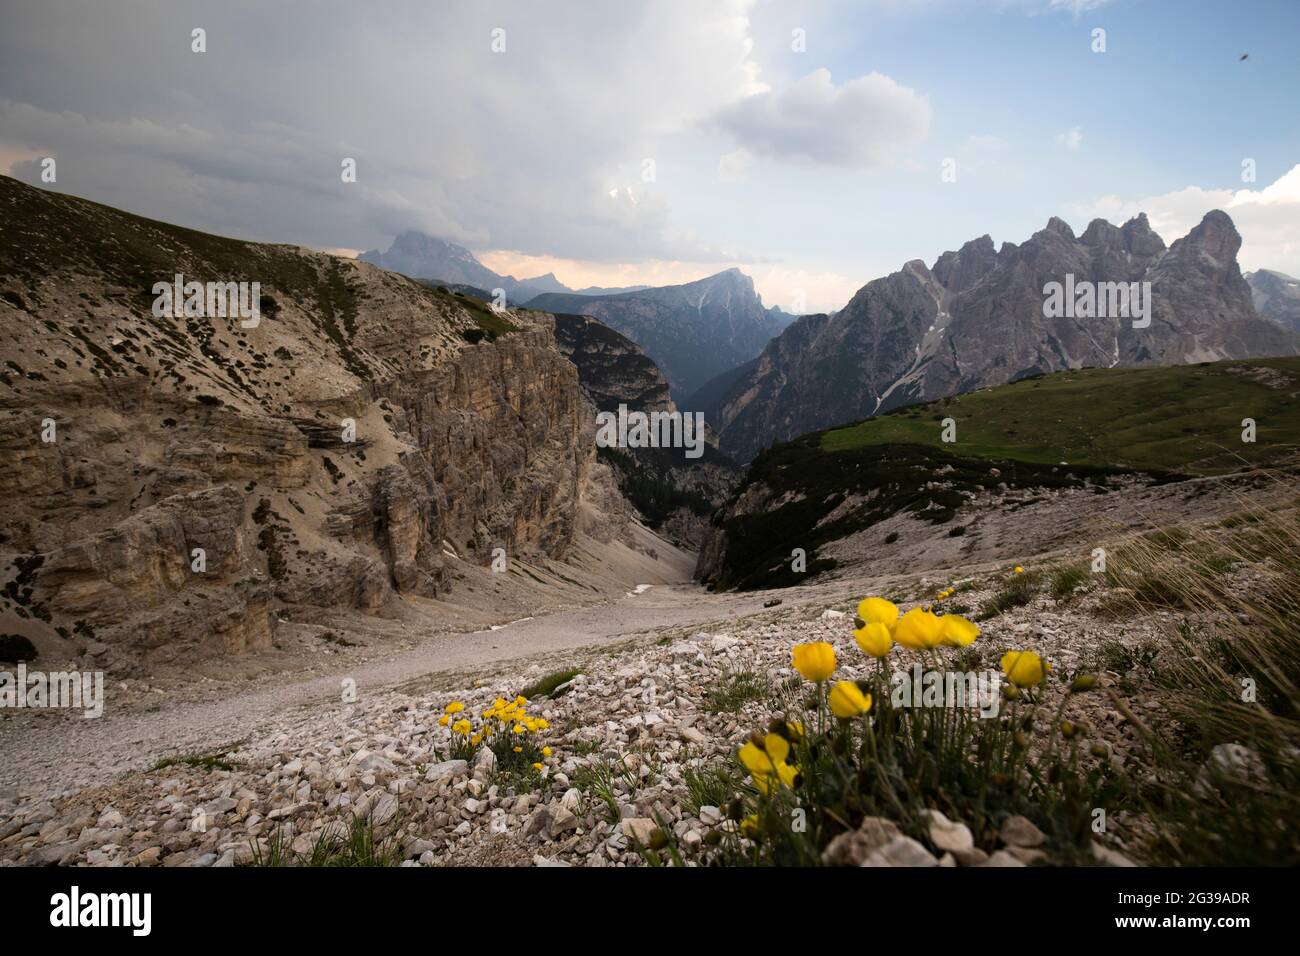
[
  {"xmin": 976, "ymin": 570, "xmax": 1041, "ymax": 620},
  {"xmin": 520, "ymin": 668, "xmax": 581, "ymax": 700},
  {"xmin": 0, "ymin": 633, "xmax": 37, "ymax": 662},
  {"xmin": 574, "ymin": 754, "xmax": 625, "ymax": 822},
  {"xmin": 704, "ymin": 668, "xmax": 772, "ymax": 713},
  {"xmin": 149, "ymin": 748, "xmax": 239, "ymax": 773},
  {"xmin": 683, "ymin": 761, "xmax": 742, "ymax": 816},
  {"xmin": 1050, "ymin": 564, "xmax": 1089, "ymax": 600},
  {"xmin": 251, "ymin": 816, "xmax": 402, "ymax": 867}
]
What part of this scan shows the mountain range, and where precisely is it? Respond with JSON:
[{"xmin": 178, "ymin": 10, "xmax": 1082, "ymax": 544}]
[
  {"xmin": 529, "ymin": 269, "xmax": 794, "ymax": 398},
  {"xmin": 357, "ymin": 231, "xmax": 647, "ymax": 303},
  {"xmin": 705, "ymin": 211, "xmax": 1298, "ymax": 461}
]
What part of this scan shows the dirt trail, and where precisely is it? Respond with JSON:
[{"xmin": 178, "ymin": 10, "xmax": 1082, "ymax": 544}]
[{"xmin": 0, "ymin": 583, "xmax": 794, "ymax": 796}]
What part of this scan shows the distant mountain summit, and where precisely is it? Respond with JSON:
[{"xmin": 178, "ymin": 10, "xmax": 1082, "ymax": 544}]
[
  {"xmin": 529, "ymin": 268, "xmax": 791, "ymax": 399},
  {"xmin": 358, "ymin": 232, "xmax": 651, "ymax": 305},
  {"xmin": 1247, "ymin": 268, "xmax": 1300, "ymax": 334},
  {"xmin": 709, "ymin": 210, "xmax": 1298, "ymax": 461},
  {"xmin": 358, "ymin": 231, "xmax": 553, "ymax": 301}
]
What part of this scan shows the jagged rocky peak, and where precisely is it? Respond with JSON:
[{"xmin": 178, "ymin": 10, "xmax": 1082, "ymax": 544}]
[
  {"xmin": 1172, "ymin": 209, "xmax": 1241, "ymax": 264},
  {"xmin": 1080, "ymin": 218, "xmax": 1125, "ymax": 250},
  {"xmin": 1246, "ymin": 268, "xmax": 1300, "ymax": 334},
  {"xmin": 1039, "ymin": 216, "xmax": 1077, "ymax": 241},
  {"xmin": 1120, "ymin": 213, "xmax": 1167, "ymax": 259},
  {"xmin": 932, "ymin": 234, "xmax": 997, "ymax": 293},
  {"xmin": 705, "ymin": 207, "xmax": 1297, "ymax": 462}
]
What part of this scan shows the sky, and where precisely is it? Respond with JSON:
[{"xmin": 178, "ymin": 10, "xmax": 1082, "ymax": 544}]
[{"xmin": 2, "ymin": 0, "xmax": 1298, "ymax": 314}]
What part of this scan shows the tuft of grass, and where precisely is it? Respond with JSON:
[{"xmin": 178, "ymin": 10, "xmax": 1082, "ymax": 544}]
[
  {"xmin": 574, "ymin": 754, "xmax": 631, "ymax": 823},
  {"xmin": 976, "ymin": 570, "xmax": 1041, "ymax": 620},
  {"xmin": 520, "ymin": 668, "xmax": 581, "ymax": 700},
  {"xmin": 251, "ymin": 816, "xmax": 402, "ymax": 868},
  {"xmin": 704, "ymin": 668, "xmax": 772, "ymax": 713},
  {"xmin": 150, "ymin": 748, "xmax": 239, "ymax": 773},
  {"xmin": 683, "ymin": 762, "xmax": 743, "ymax": 817},
  {"xmin": 1097, "ymin": 495, "xmax": 1300, "ymax": 864},
  {"xmin": 1050, "ymin": 564, "xmax": 1090, "ymax": 600}
]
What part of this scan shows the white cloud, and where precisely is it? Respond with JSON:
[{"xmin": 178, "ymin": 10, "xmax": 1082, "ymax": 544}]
[
  {"xmin": 1055, "ymin": 126, "xmax": 1083, "ymax": 150},
  {"xmin": 714, "ymin": 68, "xmax": 931, "ymax": 168},
  {"xmin": 0, "ymin": 0, "xmax": 771, "ymax": 263},
  {"xmin": 1068, "ymin": 164, "xmax": 1300, "ymax": 275},
  {"xmin": 718, "ymin": 148, "xmax": 755, "ymax": 183},
  {"xmin": 1047, "ymin": 0, "xmax": 1113, "ymax": 13}
]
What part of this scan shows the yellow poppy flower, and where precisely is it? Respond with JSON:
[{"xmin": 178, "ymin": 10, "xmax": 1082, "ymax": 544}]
[
  {"xmin": 532, "ymin": 762, "xmax": 543, "ymax": 771},
  {"xmin": 829, "ymin": 680, "xmax": 872, "ymax": 718},
  {"xmin": 854, "ymin": 621, "xmax": 893, "ymax": 658},
  {"xmin": 857, "ymin": 597, "xmax": 899, "ymax": 626},
  {"xmin": 513, "ymin": 746, "xmax": 522, "ymax": 753},
  {"xmin": 1014, "ymin": 566, "xmax": 1025, "ymax": 574},
  {"xmin": 893, "ymin": 607, "xmax": 945, "ymax": 650},
  {"xmin": 452, "ymin": 719, "xmax": 472, "ymax": 735},
  {"xmin": 541, "ymin": 746, "xmax": 553, "ymax": 757},
  {"xmin": 445, "ymin": 701, "xmax": 465, "ymax": 715},
  {"xmin": 1001, "ymin": 650, "xmax": 1050, "ymax": 687},
  {"xmin": 438, "ymin": 715, "xmax": 450, "ymax": 726},
  {"xmin": 791, "ymin": 641, "xmax": 836, "ymax": 681},
  {"xmin": 939, "ymin": 614, "xmax": 980, "ymax": 647},
  {"xmin": 738, "ymin": 741, "xmax": 774, "ymax": 777},
  {"xmin": 752, "ymin": 761, "xmax": 798, "ymax": 794},
  {"xmin": 763, "ymin": 733, "xmax": 790, "ymax": 765}
]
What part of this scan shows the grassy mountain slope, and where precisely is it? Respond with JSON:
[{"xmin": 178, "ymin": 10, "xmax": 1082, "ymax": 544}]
[
  {"xmin": 700, "ymin": 358, "xmax": 1300, "ymax": 591},
  {"xmin": 822, "ymin": 358, "xmax": 1300, "ymax": 474}
]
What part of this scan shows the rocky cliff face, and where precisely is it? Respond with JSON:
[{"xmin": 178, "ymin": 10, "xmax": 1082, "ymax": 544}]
[
  {"xmin": 711, "ymin": 211, "xmax": 1298, "ymax": 461},
  {"xmin": 1247, "ymin": 268, "xmax": 1300, "ymax": 334},
  {"xmin": 529, "ymin": 269, "xmax": 788, "ymax": 399},
  {"xmin": 0, "ymin": 176, "xmax": 643, "ymax": 672},
  {"xmin": 551, "ymin": 312, "xmax": 739, "ymax": 547}
]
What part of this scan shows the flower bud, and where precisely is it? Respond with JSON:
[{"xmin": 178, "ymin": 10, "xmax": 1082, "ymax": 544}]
[{"xmin": 1069, "ymin": 674, "xmax": 1098, "ymax": 693}]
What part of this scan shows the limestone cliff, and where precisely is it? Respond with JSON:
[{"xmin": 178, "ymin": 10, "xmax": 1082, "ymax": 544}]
[{"xmin": 0, "ymin": 176, "xmax": 657, "ymax": 672}]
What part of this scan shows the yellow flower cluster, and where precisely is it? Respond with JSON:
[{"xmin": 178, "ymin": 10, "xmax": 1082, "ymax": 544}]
[
  {"xmin": 437, "ymin": 695, "xmax": 556, "ymax": 763},
  {"xmin": 739, "ymin": 726, "xmax": 802, "ymax": 794},
  {"xmin": 481, "ymin": 695, "xmax": 549, "ymax": 745},
  {"xmin": 851, "ymin": 596, "xmax": 979, "ymax": 654}
]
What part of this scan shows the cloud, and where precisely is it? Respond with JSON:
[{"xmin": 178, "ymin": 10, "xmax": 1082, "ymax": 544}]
[
  {"xmin": 718, "ymin": 148, "xmax": 755, "ymax": 183},
  {"xmin": 713, "ymin": 68, "xmax": 931, "ymax": 168},
  {"xmin": 1046, "ymin": 0, "xmax": 1113, "ymax": 13},
  {"xmin": 0, "ymin": 0, "xmax": 770, "ymax": 263},
  {"xmin": 1068, "ymin": 164, "xmax": 1300, "ymax": 275},
  {"xmin": 1055, "ymin": 126, "xmax": 1083, "ymax": 150}
]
